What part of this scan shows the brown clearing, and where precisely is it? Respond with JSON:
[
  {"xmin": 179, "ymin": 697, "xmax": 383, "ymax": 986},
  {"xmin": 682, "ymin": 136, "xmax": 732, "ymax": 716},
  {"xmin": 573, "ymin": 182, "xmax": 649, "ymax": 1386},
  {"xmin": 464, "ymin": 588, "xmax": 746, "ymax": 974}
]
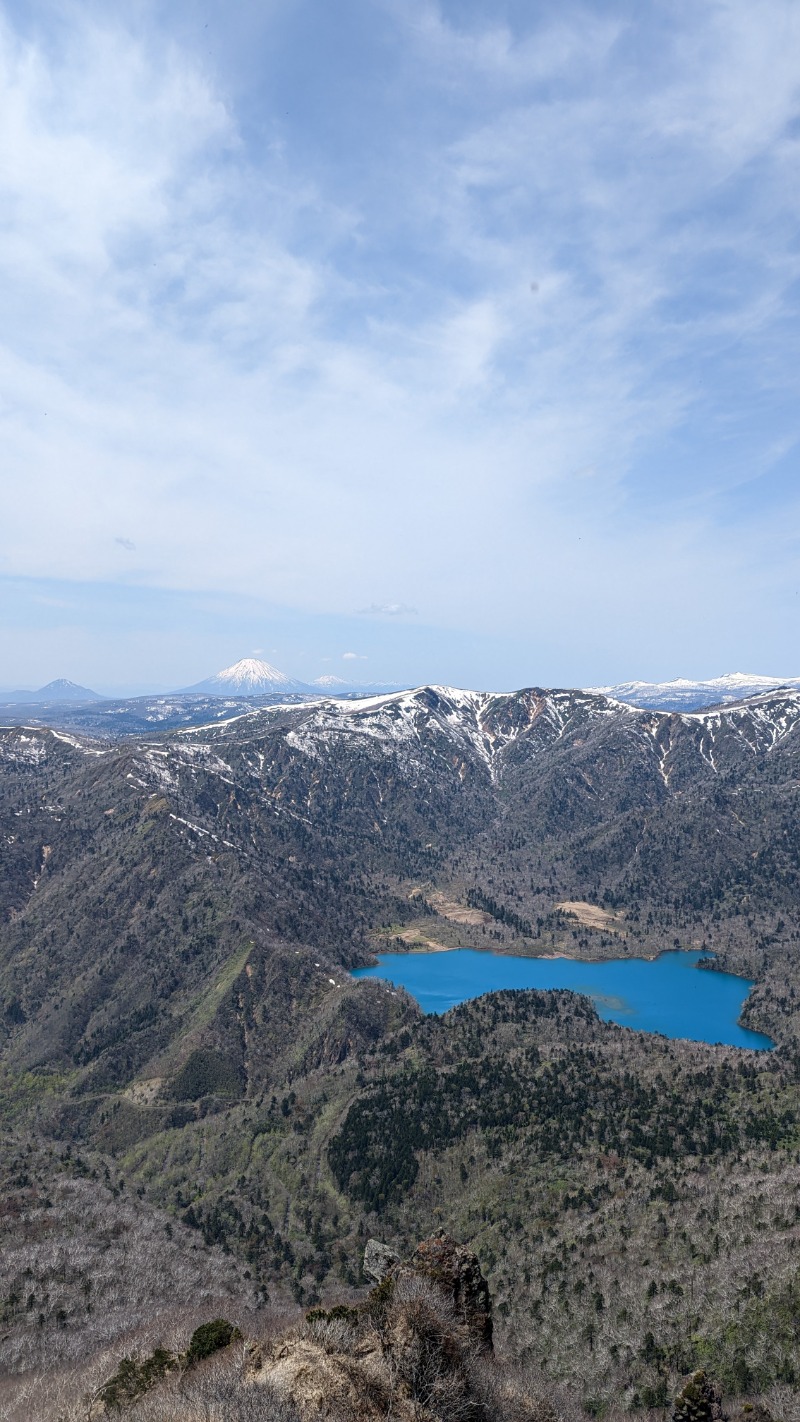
[
  {"xmin": 425, "ymin": 889, "xmax": 491, "ymax": 926},
  {"xmin": 391, "ymin": 928, "xmax": 456, "ymax": 953},
  {"xmin": 556, "ymin": 900, "xmax": 624, "ymax": 933}
]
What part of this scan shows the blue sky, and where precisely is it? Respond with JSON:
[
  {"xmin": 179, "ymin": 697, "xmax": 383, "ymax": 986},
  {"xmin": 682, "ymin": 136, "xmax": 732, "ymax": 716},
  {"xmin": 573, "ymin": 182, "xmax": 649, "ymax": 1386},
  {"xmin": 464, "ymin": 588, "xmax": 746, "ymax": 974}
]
[{"xmin": 2, "ymin": 0, "xmax": 800, "ymax": 693}]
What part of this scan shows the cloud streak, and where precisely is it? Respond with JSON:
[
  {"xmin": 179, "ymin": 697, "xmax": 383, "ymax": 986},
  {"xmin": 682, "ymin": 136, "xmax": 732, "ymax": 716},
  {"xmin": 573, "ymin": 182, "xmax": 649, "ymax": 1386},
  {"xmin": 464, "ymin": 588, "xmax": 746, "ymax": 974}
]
[{"xmin": 358, "ymin": 602, "xmax": 418, "ymax": 616}]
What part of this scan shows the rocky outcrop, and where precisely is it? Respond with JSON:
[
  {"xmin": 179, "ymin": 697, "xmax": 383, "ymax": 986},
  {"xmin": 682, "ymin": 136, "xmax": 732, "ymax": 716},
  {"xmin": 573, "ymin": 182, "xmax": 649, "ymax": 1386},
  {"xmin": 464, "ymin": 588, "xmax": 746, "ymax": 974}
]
[
  {"xmin": 407, "ymin": 1231, "xmax": 493, "ymax": 1350},
  {"xmin": 363, "ymin": 1237, "xmax": 401, "ymax": 1283},
  {"xmin": 246, "ymin": 1233, "xmax": 530, "ymax": 1420},
  {"xmin": 673, "ymin": 1371, "xmax": 729, "ymax": 1422},
  {"xmin": 363, "ymin": 1230, "xmax": 493, "ymax": 1349}
]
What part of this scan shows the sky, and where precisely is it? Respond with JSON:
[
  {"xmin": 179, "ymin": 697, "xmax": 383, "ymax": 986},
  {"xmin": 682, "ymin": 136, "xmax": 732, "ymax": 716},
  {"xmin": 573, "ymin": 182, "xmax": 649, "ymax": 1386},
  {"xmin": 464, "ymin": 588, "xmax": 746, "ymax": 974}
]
[{"xmin": 1, "ymin": 0, "xmax": 800, "ymax": 694}]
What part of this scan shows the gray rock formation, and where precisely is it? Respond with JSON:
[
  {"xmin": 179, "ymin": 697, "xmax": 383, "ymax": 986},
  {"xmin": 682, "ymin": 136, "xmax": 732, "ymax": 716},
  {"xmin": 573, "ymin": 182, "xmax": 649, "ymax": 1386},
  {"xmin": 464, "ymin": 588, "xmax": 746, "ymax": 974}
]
[
  {"xmin": 363, "ymin": 1237, "xmax": 401, "ymax": 1283},
  {"xmin": 673, "ymin": 1371, "xmax": 728, "ymax": 1422}
]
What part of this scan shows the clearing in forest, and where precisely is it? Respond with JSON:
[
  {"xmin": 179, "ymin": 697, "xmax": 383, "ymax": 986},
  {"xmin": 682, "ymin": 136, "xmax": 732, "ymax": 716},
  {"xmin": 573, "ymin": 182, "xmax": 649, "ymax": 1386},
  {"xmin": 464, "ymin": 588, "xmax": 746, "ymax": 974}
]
[{"xmin": 556, "ymin": 900, "xmax": 625, "ymax": 934}]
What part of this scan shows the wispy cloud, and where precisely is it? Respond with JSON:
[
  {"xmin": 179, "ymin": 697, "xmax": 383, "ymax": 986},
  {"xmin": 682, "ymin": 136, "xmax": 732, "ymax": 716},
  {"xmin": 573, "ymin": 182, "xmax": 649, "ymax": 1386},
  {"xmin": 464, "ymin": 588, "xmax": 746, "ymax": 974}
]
[
  {"xmin": 394, "ymin": 1, "xmax": 623, "ymax": 88},
  {"xmin": 358, "ymin": 601, "xmax": 418, "ymax": 616}
]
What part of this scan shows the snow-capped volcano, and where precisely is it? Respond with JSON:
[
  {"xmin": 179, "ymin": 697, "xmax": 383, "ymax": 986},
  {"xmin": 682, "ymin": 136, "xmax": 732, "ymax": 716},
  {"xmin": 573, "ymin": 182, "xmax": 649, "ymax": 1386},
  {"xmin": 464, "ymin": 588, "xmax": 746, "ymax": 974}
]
[{"xmin": 183, "ymin": 658, "xmax": 308, "ymax": 696}]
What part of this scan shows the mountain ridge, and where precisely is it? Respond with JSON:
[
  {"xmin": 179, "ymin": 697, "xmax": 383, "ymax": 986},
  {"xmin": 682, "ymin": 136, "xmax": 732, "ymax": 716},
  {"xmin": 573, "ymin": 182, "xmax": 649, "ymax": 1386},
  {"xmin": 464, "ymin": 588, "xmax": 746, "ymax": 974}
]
[{"xmin": 595, "ymin": 670, "xmax": 800, "ymax": 711}]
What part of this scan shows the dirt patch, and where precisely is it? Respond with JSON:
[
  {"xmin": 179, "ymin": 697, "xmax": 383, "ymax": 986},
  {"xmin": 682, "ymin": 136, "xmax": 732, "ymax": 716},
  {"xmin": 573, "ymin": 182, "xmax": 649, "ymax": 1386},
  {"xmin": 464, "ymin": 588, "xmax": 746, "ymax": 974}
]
[
  {"xmin": 426, "ymin": 890, "xmax": 491, "ymax": 926},
  {"xmin": 556, "ymin": 901, "xmax": 624, "ymax": 933},
  {"xmin": 122, "ymin": 1078, "xmax": 164, "ymax": 1106},
  {"xmin": 392, "ymin": 928, "xmax": 455, "ymax": 953}
]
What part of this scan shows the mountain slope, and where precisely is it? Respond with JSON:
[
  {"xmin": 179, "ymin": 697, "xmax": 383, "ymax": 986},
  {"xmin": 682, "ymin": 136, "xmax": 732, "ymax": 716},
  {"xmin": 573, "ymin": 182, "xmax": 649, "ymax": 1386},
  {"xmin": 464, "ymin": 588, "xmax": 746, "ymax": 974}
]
[{"xmin": 4, "ymin": 684, "xmax": 800, "ymax": 1414}]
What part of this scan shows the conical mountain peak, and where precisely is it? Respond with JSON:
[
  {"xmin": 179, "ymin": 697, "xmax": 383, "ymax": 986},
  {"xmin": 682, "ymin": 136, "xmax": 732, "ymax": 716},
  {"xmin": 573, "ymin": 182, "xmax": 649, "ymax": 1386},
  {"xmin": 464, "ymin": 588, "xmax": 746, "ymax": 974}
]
[{"xmin": 183, "ymin": 657, "xmax": 307, "ymax": 695}]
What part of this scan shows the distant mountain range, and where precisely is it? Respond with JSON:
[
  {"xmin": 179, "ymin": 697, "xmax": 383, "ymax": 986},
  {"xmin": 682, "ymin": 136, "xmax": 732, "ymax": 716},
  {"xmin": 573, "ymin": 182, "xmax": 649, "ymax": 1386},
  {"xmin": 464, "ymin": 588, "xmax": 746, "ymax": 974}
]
[
  {"xmin": 0, "ymin": 660, "xmax": 410, "ymax": 736},
  {"xmin": 591, "ymin": 671, "xmax": 800, "ymax": 711},
  {"xmin": 5, "ymin": 662, "xmax": 800, "ymax": 716},
  {"xmin": 1, "ymin": 656, "xmax": 406, "ymax": 708}
]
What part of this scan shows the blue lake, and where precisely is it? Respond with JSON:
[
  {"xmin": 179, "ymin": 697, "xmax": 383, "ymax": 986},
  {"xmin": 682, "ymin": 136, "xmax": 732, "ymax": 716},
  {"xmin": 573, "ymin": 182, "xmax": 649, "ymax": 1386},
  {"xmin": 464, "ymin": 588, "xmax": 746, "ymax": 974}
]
[{"xmin": 353, "ymin": 948, "xmax": 774, "ymax": 1049}]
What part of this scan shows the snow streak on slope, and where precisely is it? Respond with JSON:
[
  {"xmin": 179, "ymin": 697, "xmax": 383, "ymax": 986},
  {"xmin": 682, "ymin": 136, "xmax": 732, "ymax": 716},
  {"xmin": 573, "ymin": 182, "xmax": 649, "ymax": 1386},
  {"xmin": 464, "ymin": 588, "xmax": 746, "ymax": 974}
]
[
  {"xmin": 0, "ymin": 727, "xmax": 108, "ymax": 763},
  {"xmin": 684, "ymin": 691, "xmax": 800, "ymax": 758}
]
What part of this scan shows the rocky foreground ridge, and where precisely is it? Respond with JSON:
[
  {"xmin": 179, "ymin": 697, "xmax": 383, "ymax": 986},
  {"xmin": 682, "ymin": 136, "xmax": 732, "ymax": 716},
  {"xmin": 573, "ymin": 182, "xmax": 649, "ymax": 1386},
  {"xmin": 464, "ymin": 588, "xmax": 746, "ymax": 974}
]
[
  {"xmin": 76, "ymin": 1232, "xmax": 522, "ymax": 1421},
  {"xmin": 76, "ymin": 1232, "xmax": 753, "ymax": 1422}
]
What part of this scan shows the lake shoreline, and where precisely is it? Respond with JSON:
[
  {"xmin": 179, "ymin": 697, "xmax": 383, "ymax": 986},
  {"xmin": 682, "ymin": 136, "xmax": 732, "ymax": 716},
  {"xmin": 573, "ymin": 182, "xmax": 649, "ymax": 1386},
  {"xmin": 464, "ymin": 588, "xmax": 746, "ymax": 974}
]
[{"xmin": 354, "ymin": 946, "xmax": 774, "ymax": 1051}]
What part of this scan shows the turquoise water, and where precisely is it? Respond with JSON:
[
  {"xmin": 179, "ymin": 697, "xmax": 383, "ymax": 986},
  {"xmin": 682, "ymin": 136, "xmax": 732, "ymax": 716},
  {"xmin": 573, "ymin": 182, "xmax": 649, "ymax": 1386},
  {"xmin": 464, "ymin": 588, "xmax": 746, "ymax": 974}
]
[{"xmin": 353, "ymin": 948, "xmax": 774, "ymax": 1049}]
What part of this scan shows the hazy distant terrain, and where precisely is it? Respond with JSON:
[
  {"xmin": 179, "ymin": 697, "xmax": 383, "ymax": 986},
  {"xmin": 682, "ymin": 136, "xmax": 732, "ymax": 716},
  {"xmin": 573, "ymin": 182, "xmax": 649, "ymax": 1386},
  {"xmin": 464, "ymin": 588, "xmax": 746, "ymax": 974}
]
[
  {"xmin": 596, "ymin": 672, "xmax": 800, "ymax": 711},
  {"xmin": 0, "ymin": 657, "xmax": 410, "ymax": 735}
]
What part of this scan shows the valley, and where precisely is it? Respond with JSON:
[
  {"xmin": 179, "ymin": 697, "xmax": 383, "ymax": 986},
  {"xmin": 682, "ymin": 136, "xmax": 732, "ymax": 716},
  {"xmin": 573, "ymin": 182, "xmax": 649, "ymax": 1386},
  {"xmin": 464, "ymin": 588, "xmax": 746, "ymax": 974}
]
[{"xmin": 2, "ymin": 681, "xmax": 800, "ymax": 1417}]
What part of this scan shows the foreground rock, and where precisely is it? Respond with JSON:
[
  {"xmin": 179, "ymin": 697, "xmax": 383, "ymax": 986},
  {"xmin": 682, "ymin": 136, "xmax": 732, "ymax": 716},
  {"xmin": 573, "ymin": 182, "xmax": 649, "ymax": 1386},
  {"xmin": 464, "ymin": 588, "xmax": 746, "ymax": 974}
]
[
  {"xmin": 363, "ymin": 1237, "xmax": 401, "ymax": 1283},
  {"xmin": 407, "ymin": 1231, "xmax": 493, "ymax": 1349},
  {"xmin": 248, "ymin": 1233, "xmax": 530, "ymax": 1421},
  {"xmin": 672, "ymin": 1371, "xmax": 728, "ymax": 1422}
]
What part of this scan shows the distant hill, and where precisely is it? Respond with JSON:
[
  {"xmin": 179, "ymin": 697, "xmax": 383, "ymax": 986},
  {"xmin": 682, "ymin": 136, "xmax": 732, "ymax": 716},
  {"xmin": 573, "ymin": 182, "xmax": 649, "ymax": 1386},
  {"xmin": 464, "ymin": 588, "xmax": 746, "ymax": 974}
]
[
  {"xmin": 593, "ymin": 670, "xmax": 800, "ymax": 711},
  {"xmin": 0, "ymin": 690, "xmax": 316, "ymax": 737},
  {"xmin": 1, "ymin": 677, "xmax": 104, "ymax": 704}
]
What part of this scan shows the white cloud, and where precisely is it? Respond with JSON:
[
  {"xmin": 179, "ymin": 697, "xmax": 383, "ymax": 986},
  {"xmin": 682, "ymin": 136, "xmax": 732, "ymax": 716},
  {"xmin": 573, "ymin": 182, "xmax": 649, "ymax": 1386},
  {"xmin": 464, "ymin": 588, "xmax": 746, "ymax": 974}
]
[
  {"xmin": 0, "ymin": 0, "xmax": 799, "ymax": 676},
  {"xmin": 342, "ymin": 651, "xmax": 367, "ymax": 660}
]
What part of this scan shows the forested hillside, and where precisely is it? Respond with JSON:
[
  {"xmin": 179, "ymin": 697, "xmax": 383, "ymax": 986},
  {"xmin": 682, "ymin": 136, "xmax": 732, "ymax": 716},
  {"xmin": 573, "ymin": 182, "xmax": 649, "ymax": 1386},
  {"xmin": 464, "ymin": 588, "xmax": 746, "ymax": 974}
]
[{"xmin": 2, "ymin": 685, "xmax": 800, "ymax": 1416}]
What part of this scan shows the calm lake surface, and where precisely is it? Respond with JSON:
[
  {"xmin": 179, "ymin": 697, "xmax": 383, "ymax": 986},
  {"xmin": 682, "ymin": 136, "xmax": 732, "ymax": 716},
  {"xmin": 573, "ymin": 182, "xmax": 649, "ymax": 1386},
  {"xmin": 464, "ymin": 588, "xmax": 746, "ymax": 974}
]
[{"xmin": 353, "ymin": 948, "xmax": 774, "ymax": 1049}]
